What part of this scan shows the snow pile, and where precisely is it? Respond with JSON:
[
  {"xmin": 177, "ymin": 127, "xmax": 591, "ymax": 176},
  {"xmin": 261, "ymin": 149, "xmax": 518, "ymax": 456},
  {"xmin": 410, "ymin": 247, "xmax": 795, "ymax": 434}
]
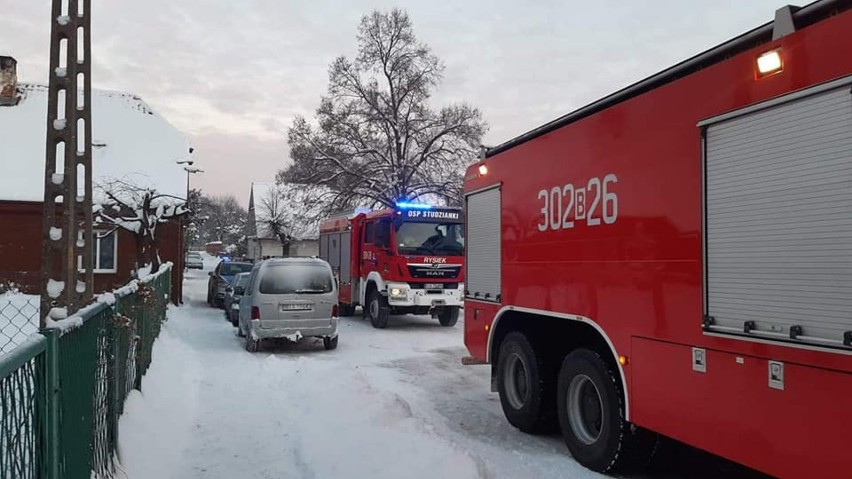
[
  {"xmin": 117, "ymin": 307, "xmax": 201, "ymax": 479},
  {"xmin": 44, "ymin": 314, "xmax": 84, "ymax": 333},
  {"xmin": 46, "ymin": 279, "xmax": 64, "ymax": 299},
  {"xmin": 0, "ymin": 83, "xmax": 191, "ymax": 203}
]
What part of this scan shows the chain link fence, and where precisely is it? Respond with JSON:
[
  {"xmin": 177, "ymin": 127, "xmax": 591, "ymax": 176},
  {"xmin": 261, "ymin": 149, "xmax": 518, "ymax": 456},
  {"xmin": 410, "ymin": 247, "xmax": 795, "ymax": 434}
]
[
  {"xmin": 0, "ymin": 264, "xmax": 172, "ymax": 479},
  {"xmin": 0, "ymin": 295, "xmax": 39, "ymax": 355}
]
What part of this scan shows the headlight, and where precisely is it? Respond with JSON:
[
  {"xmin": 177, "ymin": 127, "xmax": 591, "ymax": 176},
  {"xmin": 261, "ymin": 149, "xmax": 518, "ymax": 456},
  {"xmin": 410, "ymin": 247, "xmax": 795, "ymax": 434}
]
[{"xmin": 389, "ymin": 286, "xmax": 408, "ymax": 299}]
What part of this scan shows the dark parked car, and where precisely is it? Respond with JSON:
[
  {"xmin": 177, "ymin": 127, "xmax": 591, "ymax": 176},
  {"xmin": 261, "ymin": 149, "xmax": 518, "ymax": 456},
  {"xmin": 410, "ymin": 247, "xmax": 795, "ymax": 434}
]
[
  {"xmin": 223, "ymin": 272, "xmax": 251, "ymax": 326},
  {"xmin": 207, "ymin": 260, "xmax": 253, "ymax": 308}
]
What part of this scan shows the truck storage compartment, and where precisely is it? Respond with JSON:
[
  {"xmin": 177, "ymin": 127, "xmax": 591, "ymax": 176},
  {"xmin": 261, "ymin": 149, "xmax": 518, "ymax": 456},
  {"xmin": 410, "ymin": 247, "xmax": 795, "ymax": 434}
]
[
  {"xmin": 702, "ymin": 76, "xmax": 852, "ymax": 350},
  {"xmin": 465, "ymin": 186, "xmax": 501, "ymax": 302}
]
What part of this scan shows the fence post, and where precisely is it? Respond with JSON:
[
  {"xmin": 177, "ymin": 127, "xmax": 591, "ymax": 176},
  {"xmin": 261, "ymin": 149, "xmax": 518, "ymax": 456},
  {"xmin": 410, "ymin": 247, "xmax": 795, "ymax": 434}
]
[{"xmin": 43, "ymin": 329, "xmax": 60, "ymax": 479}]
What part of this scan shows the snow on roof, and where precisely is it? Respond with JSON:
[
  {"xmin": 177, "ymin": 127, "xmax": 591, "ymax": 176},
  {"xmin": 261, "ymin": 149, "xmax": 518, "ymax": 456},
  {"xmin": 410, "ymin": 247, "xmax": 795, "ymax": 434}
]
[
  {"xmin": 0, "ymin": 84, "xmax": 191, "ymax": 202},
  {"xmin": 249, "ymin": 181, "xmax": 328, "ymax": 241}
]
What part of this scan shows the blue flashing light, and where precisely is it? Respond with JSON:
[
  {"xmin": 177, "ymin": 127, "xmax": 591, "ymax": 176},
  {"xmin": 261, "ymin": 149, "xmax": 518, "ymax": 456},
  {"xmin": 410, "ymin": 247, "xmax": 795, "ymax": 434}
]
[{"xmin": 396, "ymin": 201, "xmax": 433, "ymax": 210}]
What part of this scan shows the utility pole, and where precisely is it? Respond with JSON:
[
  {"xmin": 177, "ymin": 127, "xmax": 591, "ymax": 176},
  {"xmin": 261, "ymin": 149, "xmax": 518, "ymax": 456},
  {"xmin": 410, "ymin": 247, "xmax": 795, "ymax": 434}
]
[{"xmin": 40, "ymin": 0, "xmax": 93, "ymax": 325}]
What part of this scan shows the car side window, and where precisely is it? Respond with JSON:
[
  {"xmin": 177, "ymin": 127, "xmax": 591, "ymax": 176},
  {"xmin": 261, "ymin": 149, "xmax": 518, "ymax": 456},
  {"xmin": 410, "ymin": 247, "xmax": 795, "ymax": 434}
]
[{"xmin": 245, "ymin": 266, "xmax": 260, "ymax": 295}]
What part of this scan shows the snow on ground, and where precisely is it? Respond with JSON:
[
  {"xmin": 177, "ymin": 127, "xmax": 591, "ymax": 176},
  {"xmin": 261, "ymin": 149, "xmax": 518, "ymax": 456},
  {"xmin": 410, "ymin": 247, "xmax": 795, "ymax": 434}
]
[
  {"xmin": 117, "ymin": 253, "xmax": 763, "ymax": 479},
  {"xmin": 116, "ymin": 256, "xmax": 598, "ymax": 479}
]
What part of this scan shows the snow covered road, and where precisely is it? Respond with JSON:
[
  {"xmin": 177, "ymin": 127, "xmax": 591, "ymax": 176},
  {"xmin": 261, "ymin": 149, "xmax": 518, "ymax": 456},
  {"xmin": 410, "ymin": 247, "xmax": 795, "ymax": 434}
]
[{"xmin": 116, "ymin": 259, "xmax": 766, "ymax": 479}]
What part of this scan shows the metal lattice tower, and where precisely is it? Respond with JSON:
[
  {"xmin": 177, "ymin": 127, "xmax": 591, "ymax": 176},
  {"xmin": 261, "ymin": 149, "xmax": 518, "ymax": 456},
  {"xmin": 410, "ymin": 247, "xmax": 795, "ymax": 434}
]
[{"xmin": 40, "ymin": 0, "xmax": 93, "ymax": 325}]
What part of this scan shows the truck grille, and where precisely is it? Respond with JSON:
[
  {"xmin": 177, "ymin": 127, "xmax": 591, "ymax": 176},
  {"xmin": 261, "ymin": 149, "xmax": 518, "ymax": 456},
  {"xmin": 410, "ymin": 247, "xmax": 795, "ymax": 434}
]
[{"xmin": 407, "ymin": 264, "xmax": 461, "ymax": 279}]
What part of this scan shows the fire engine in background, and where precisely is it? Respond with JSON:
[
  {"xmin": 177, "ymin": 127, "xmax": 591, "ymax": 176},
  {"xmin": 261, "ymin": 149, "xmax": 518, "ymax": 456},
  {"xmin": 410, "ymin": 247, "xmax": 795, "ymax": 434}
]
[
  {"xmin": 463, "ymin": 1, "xmax": 852, "ymax": 477},
  {"xmin": 318, "ymin": 203, "xmax": 465, "ymax": 328}
]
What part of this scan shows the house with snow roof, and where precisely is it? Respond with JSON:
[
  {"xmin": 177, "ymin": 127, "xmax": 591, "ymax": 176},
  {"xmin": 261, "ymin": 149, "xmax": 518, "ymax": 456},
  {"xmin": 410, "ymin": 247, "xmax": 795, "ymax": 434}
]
[
  {"xmin": 0, "ymin": 69, "xmax": 191, "ymax": 302},
  {"xmin": 245, "ymin": 182, "xmax": 323, "ymax": 260}
]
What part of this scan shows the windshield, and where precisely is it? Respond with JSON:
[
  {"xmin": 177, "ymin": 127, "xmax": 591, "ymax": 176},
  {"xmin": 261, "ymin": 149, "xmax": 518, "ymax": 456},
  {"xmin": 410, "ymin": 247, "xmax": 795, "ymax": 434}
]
[
  {"xmin": 219, "ymin": 262, "xmax": 253, "ymax": 276},
  {"xmin": 259, "ymin": 264, "xmax": 334, "ymax": 294},
  {"xmin": 396, "ymin": 222, "xmax": 464, "ymax": 256}
]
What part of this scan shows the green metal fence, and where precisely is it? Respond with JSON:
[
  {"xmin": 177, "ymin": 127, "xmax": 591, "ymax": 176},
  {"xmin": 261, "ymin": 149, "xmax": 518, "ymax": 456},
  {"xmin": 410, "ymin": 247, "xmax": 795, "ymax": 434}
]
[{"xmin": 0, "ymin": 264, "xmax": 172, "ymax": 479}]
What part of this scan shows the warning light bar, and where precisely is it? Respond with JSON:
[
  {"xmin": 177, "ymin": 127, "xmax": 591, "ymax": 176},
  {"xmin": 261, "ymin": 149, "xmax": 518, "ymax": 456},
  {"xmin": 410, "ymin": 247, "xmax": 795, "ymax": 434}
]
[{"xmin": 395, "ymin": 201, "xmax": 433, "ymax": 210}]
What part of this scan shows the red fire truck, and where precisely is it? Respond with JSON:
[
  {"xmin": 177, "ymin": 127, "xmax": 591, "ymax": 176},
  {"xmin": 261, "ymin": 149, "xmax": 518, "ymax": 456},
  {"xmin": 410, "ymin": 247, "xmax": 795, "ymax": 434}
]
[
  {"xmin": 462, "ymin": 1, "xmax": 852, "ymax": 477},
  {"xmin": 318, "ymin": 203, "xmax": 465, "ymax": 328}
]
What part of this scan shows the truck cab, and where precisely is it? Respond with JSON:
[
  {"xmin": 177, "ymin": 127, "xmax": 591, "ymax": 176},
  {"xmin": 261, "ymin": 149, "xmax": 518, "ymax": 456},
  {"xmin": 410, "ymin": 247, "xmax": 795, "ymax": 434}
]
[{"xmin": 319, "ymin": 202, "xmax": 464, "ymax": 328}]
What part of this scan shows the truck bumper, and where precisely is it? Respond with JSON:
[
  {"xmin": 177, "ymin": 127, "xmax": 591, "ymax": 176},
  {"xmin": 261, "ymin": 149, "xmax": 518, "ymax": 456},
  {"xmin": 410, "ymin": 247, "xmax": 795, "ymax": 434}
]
[{"xmin": 385, "ymin": 283, "xmax": 464, "ymax": 308}]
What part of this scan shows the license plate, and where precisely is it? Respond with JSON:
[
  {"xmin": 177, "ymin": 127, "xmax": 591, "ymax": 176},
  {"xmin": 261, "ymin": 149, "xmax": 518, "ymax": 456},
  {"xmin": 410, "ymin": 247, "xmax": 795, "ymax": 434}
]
[
  {"xmin": 279, "ymin": 303, "xmax": 311, "ymax": 312},
  {"xmin": 424, "ymin": 283, "xmax": 443, "ymax": 289}
]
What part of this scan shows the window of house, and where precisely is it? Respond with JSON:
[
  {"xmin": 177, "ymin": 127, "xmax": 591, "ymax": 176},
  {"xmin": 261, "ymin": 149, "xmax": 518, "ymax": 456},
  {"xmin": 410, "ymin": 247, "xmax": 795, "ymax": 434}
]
[
  {"xmin": 93, "ymin": 231, "xmax": 117, "ymax": 273},
  {"xmin": 364, "ymin": 222, "xmax": 375, "ymax": 244}
]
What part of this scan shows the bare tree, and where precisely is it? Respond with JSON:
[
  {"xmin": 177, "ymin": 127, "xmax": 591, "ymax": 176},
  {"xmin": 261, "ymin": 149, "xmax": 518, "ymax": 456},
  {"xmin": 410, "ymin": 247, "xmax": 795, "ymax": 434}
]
[
  {"xmin": 193, "ymin": 193, "xmax": 247, "ymax": 252},
  {"xmin": 280, "ymin": 9, "xmax": 487, "ymax": 209},
  {"xmin": 255, "ymin": 184, "xmax": 329, "ymax": 254},
  {"xmin": 94, "ymin": 179, "xmax": 189, "ymax": 275}
]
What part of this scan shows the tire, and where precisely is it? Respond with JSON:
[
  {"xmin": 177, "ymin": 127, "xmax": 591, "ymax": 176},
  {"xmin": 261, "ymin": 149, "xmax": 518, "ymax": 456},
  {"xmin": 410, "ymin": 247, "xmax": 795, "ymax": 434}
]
[
  {"xmin": 207, "ymin": 288, "xmax": 213, "ymax": 306},
  {"xmin": 557, "ymin": 348, "xmax": 637, "ymax": 473},
  {"xmin": 496, "ymin": 332, "xmax": 557, "ymax": 434},
  {"xmin": 438, "ymin": 307, "xmax": 459, "ymax": 327},
  {"xmin": 368, "ymin": 290, "xmax": 390, "ymax": 329},
  {"xmin": 229, "ymin": 313, "xmax": 238, "ymax": 327},
  {"xmin": 323, "ymin": 336, "xmax": 338, "ymax": 350}
]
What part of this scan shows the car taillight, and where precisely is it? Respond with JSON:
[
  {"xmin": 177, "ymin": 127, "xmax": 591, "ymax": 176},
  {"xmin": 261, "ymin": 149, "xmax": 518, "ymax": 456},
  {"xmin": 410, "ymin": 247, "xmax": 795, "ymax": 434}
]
[
  {"xmin": 332, "ymin": 304, "xmax": 339, "ymax": 318},
  {"xmin": 251, "ymin": 306, "xmax": 261, "ymax": 320}
]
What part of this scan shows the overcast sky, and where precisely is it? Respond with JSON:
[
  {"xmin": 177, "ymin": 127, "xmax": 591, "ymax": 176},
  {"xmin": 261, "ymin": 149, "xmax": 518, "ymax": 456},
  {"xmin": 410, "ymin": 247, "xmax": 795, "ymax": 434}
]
[{"xmin": 2, "ymin": 0, "xmax": 786, "ymax": 206}]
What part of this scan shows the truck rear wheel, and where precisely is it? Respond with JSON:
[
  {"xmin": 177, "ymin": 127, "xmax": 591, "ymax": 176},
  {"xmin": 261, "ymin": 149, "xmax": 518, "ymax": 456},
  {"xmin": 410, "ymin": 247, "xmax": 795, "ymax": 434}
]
[
  {"xmin": 437, "ymin": 306, "xmax": 459, "ymax": 327},
  {"xmin": 368, "ymin": 290, "xmax": 390, "ymax": 329},
  {"xmin": 557, "ymin": 348, "xmax": 631, "ymax": 473},
  {"xmin": 496, "ymin": 332, "xmax": 557, "ymax": 434}
]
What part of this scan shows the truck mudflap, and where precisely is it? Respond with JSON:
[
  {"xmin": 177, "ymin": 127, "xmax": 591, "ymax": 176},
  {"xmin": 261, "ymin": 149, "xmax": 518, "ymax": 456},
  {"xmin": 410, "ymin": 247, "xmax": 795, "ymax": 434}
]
[{"xmin": 461, "ymin": 356, "xmax": 487, "ymax": 365}]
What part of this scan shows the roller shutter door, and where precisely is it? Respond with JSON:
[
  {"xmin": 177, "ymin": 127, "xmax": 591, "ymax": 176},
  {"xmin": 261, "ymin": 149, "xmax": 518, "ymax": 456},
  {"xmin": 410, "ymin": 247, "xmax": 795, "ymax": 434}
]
[{"xmin": 704, "ymin": 79, "xmax": 852, "ymax": 349}]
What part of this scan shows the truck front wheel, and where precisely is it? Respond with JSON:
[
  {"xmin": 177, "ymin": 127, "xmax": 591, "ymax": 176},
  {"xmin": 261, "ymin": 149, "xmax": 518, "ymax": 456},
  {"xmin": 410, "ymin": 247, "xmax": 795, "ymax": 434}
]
[
  {"xmin": 496, "ymin": 332, "xmax": 557, "ymax": 434},
  {"xmin": 557, "ymin": 348, "xmax": 630, "ymax": 473},
  {"xmin": 437, "ymin": 306, "xmax": 459, "ymax": 327},
  {"xmin": 368, "ymin": 290, "xmax": 390, "ymax": 329}
]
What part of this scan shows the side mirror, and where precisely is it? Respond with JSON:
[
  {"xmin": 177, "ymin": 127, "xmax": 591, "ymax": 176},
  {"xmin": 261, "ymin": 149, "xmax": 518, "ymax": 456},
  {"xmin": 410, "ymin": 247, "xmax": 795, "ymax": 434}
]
[
  {"xmin": 208, "ymin": 271, "xmax": 214, "ymax": 276},
  {"xmin": 234, "ymin": 286, "xmax": 245, "ymax": 295}
]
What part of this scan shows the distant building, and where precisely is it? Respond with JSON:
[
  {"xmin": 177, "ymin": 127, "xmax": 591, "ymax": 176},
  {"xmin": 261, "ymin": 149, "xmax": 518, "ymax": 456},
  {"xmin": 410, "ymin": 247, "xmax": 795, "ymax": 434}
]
[
  {"xmin": 245, "ymin": 182, "xmax": 321, "ymax": 260},
  {"xmin": 0, "ymin": 75, "xmax": 192, "ymax": 302},
  {"xmin": 204, "ymin": 241, "xmax": 225, "ymax": 256}
]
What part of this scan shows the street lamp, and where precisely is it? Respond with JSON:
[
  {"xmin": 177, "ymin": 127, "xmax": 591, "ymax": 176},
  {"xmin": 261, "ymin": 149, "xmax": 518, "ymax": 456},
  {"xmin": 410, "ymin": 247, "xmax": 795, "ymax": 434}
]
[{"xmin": 183, "ymin": 165, "xmax": 204, "ymax": 203}]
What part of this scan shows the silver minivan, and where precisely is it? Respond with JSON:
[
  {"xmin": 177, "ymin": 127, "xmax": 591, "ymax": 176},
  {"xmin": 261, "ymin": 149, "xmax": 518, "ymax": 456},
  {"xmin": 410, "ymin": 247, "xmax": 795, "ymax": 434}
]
[{"xmin": 238, "ymin": 257, "xmax": 339, "ymax": 352}]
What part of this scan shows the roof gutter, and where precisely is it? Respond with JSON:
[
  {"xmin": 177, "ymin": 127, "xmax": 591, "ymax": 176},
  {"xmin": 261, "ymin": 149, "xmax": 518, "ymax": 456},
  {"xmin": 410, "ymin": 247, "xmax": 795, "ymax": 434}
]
[{"xmin": 486, "ymin": 0, "xmax": 851, "ymax": 158}]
